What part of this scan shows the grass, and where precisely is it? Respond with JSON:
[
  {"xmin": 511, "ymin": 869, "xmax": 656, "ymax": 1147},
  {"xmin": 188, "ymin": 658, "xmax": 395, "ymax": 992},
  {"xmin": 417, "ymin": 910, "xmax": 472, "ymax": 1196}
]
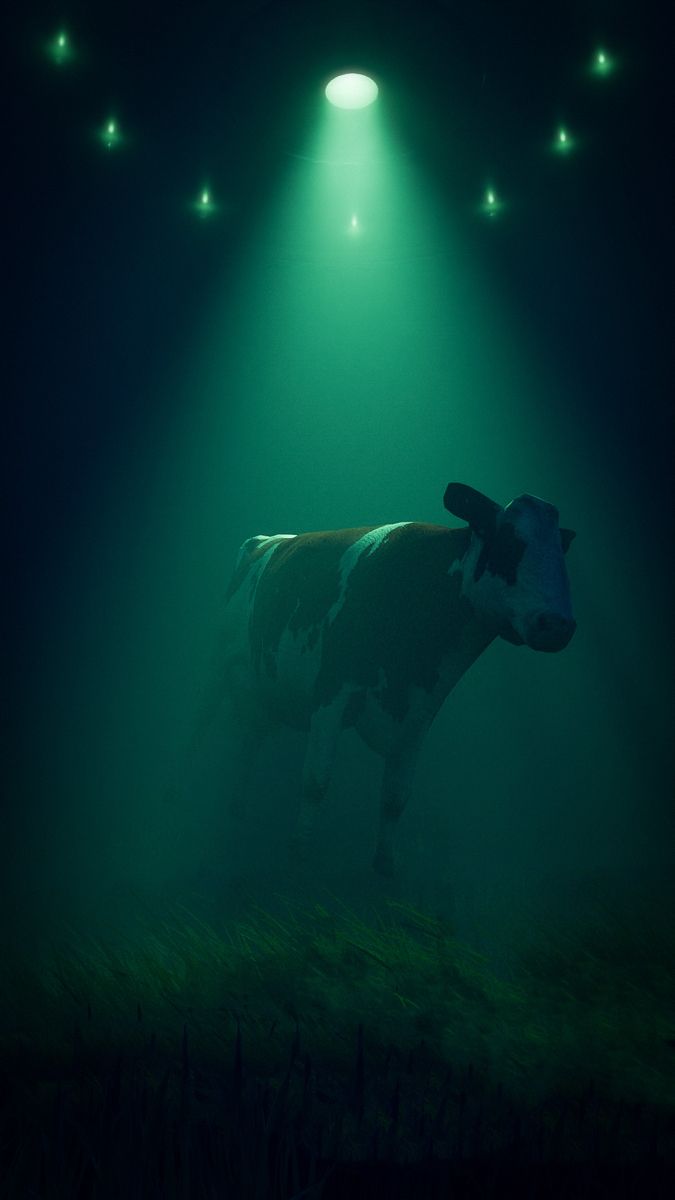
[
  {"xmin": 1, "ymin": 894, "xmax": 673, "ymax": 1195},
  {"xmin": 3, "ymin": 893, "xmax": 674, "ymax": 1103}
]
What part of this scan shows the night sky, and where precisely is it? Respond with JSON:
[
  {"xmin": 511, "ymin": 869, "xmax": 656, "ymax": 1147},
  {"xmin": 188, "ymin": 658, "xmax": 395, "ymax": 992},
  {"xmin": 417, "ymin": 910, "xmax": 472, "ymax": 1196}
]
[{"xmin": 4, "ymin": 0, "xmax": 673, "ymax": 926}]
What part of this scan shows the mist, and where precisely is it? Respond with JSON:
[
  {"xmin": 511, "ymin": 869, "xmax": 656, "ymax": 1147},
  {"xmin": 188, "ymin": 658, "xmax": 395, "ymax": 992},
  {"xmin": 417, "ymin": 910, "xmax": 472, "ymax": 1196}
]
[{"xmin": 5, "ymin": 0, "xmax": 672, "ymax": 954}]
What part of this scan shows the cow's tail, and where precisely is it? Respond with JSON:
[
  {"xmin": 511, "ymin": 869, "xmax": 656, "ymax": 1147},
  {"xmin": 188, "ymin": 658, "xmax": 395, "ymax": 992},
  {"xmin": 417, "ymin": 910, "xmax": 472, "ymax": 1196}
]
[
  {"xmin": 233, "ymin": 534, "xmax": 272, "ymax": 573},
  {"xmin": 161, "ymin": 536, "xmax": 275, "ymax": 817},
  {"xmin": 190, "ymin": 533, "xmax": 280, "ymax": 747}
]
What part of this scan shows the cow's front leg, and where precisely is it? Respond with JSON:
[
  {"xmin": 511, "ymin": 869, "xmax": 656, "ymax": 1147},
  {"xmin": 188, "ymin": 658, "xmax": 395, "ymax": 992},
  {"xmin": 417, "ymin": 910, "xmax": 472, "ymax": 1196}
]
[
  {"xmin": 373, "ymin": 748, "xmax": 419, "ymax": 877},
  {"xmin": 290, "ymin": 703, "xmax": 343, "ymax": 862}
]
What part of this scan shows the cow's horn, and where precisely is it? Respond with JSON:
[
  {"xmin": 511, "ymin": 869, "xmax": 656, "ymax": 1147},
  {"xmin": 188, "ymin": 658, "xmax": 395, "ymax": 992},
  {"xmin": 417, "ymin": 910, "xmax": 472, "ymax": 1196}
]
[{"xmin": 443, "ymin": 483, "xmax": 500, "ymax": 539}]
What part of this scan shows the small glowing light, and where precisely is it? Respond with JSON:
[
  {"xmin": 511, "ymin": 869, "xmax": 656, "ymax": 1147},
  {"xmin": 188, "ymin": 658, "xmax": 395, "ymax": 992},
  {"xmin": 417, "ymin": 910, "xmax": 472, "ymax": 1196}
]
[
  {"xmin": 325, "ymin": 73, "xmax": 378, "ymax": 109},
  {"xmin": 351, "ymin": 215, "xmax": 358, "ymax": 227},
  {"xmin": 99, "ymin": 118, "xmax": 122, "ymax": 150},
  {"xmin": 553, "ymin": 126, "xmax": 575, "ymax": 154},
  {"xmin": 591, "ymin": 47, "xmax": 614, "ymax": 77},
  {"xmin": 193, "ymin": 187, "xmax": 218, "ymax": 218},
  {"xmin": 48, "ymin": 29, "xmax": 73, "ymax": 65},
  {"xmin": 480, "ymin": 188, "xmax": 503, "ymax": 218}
]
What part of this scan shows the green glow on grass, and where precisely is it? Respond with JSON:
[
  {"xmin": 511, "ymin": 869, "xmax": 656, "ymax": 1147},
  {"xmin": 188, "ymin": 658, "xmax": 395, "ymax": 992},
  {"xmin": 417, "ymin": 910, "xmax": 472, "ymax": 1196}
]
[{"xmin": 325, "ymin": 73, "xmax": 378, "ymax": 109}]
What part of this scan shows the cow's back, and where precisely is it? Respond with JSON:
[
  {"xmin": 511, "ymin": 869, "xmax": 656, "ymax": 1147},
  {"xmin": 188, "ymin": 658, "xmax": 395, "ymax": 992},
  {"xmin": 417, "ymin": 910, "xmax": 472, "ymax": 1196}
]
[
  {"xmin": 224, "ymin": 528, "xmax": 377, "ymax": 728},
  {"xmin": 224, "ymin": 523, "xmax": 471, "ymax": 736}
]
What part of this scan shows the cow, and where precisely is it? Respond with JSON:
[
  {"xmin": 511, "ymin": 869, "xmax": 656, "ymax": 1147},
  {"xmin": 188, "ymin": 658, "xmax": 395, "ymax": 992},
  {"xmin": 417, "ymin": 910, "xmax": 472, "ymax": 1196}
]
[{"xmin": 204, "ymin": 483, "xmax": 576, "ymax": 876}]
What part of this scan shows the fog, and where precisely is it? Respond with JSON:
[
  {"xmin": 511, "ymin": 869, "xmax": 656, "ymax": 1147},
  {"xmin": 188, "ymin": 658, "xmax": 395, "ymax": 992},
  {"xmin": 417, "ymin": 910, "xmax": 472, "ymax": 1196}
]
[{"xmin": 5, "ymin": 0, "xmax": 672, "ymax": 963}]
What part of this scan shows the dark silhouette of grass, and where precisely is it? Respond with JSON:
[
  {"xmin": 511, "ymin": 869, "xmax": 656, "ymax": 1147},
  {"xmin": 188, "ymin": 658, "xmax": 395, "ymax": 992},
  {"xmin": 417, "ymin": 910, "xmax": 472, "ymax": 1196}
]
[{"xmin": 1, "ymin": 896, "xmax": 673, "ymax": 1196}]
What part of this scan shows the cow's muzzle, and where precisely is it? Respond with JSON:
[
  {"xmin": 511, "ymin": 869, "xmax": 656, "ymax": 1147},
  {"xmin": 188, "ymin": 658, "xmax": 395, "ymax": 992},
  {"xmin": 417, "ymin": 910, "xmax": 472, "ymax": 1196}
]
[{"xmin": 526, "ymin": 613, "xmax": 576, "ymax": 652}]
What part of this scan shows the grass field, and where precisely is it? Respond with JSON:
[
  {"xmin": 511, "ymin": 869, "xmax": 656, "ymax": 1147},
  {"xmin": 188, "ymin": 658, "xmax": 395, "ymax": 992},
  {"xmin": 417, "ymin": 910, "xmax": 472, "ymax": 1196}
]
[{"xmin": 1, "ymin": 894, "xmax": 673, "ymax": 1195}]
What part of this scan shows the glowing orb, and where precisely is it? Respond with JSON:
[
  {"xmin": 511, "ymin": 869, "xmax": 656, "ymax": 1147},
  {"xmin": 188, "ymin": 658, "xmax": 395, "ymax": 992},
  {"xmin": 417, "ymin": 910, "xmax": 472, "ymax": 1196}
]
[
  {"xmin": 591, "ymin": 48, "xmax": 614, "ymax": 76},
  {"xmin": 193, "ymin": 187, "xmax": 217, "ymax": 218},
  {"xmin": 553, "ymin": 126, "xmax": 575, "ymax": 154},
  {"xmin": 480, "ymin": 188, "xmax": 503, "ymax": 218},
  {"xmin": 99, "ymin": 118, "xmax": 122, "ymax": 150},
  {"xmin": 49, "ymin": 30, "xmax": 73, "ymax": 65},
  {"xmin": 325, "ymin": 73, "xmax": 378, "ymax": 109}
]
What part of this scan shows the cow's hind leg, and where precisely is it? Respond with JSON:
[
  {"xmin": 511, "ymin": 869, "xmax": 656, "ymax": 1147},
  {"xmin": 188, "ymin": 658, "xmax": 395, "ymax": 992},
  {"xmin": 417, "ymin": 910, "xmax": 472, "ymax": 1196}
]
[{"xmin": 373, "ymin": 749, "xmax": 418, "ymax": 877}]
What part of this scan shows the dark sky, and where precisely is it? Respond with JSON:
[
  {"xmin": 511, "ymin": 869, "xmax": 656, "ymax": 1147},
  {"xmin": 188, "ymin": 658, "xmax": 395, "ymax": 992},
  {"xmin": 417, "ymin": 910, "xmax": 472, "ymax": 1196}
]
[
  {"xmin": 4, "ymin": 0, "xmax": 673, "ymax": 914},
  {"xmin": 7, "ymin": 0, "xmax": 672, "ymax": 573}
]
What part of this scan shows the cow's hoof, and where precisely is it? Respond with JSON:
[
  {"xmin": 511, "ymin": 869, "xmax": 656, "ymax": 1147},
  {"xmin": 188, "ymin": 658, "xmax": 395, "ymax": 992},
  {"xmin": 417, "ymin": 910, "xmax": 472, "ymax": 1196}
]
[{"xmin": 372, "ymin": 850, "xmax": 395, "ymax": 878}]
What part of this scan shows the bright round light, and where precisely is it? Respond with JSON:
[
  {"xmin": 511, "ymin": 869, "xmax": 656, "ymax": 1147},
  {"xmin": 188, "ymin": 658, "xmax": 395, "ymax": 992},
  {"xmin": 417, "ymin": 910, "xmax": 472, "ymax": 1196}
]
[{"xmin": 325, "ymin": 73, "xmax": 378, "ymax": 109}]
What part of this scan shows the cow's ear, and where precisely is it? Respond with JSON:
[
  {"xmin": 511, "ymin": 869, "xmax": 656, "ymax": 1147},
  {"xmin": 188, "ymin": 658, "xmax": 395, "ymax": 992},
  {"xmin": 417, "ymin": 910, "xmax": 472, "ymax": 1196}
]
[
  {"xmin": 444, "ymin": 483, "xmax": 500, "ymax": 540},
  {"xmin": 560, "ymin": 528, "xmax": 576, "ymax": 554}
]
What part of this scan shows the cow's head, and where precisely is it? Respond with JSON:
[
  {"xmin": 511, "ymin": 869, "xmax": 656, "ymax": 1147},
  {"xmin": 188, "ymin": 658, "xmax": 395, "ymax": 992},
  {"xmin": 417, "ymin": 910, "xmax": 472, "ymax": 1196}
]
[{"xmin": 444, "ymin": 482, "xmax": 576, "ymax": 652}]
